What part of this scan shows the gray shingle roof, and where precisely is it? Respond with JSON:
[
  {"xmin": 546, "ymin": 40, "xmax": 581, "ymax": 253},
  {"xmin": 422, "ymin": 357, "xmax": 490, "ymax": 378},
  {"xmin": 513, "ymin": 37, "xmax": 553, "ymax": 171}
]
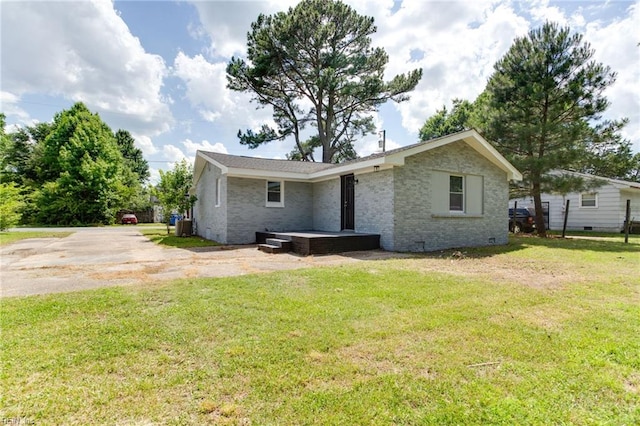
[
  {"xmin": 200, "ymin": 151, "xmax": 336, "ymax": 174},
  {"xmin": 199, "ymin": 130, "xmax": 474, "ymax": 174}
]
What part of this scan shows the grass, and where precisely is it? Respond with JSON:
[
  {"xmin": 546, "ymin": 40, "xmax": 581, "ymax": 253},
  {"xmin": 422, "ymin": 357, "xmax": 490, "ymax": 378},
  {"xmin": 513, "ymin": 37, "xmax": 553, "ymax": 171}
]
[
  {"xmin": 139, "ymin": 227, "xmax": 221, "ymax": 249},
  {"xmin": 549, "ymin": 229, "xmax": 640, "ymax": 241},
  {"xmin": 0, "ymin": 230, "xmax": 72, "ymax": 246},
  {"xmin": 1, "ymin": 236, "xmax": 639, "ymax": 424}
]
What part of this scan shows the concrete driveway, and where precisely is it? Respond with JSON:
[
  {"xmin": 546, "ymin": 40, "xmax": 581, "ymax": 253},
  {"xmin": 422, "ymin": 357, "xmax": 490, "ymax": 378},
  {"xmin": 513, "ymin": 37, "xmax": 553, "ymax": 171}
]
[{"xmin": 1, "ymin": 227, "xmax": 400, "ymax": 298}]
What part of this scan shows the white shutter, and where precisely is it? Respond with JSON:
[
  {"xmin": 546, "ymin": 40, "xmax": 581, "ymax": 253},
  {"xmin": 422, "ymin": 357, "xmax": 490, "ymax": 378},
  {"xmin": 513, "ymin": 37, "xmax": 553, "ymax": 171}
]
[
  {"xmin": 466, "ymin": 175, "xmax": 484, "ymax": 215},
  {"xmin": 431, "ymin": 171, "xmax": 449, "ymax": 214}
]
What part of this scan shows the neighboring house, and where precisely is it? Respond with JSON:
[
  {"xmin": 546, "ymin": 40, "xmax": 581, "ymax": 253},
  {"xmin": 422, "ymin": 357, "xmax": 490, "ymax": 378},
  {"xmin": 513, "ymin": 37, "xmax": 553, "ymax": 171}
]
[
  {"xmin": 192, "ymin": 129, "xmax": 522, "ymax": 252},
  {"xmin": 510, "ymin": 170, "xmax": 640, "ymax": 232}
]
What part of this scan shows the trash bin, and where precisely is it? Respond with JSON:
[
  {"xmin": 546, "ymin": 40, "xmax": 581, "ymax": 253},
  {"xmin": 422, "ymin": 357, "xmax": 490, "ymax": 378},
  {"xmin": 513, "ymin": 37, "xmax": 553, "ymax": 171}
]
[
  {"xmin": 175, "ymin": 219, "xmax": 183, "ymax": 236},
  {"xmin": 169, "ymin": 214, "xmax": 182, "ymax": 226}
]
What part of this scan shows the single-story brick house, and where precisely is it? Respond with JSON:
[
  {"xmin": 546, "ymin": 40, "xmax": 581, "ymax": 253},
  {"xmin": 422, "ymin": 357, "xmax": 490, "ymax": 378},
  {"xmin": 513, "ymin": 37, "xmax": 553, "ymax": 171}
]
[
  {"xmin": 510, "ymin": 170, "xmax": 640, "ymax": 232},
  {"xmin": 192, "ymin": 129, "xmax": 522, "ymax": 252}
]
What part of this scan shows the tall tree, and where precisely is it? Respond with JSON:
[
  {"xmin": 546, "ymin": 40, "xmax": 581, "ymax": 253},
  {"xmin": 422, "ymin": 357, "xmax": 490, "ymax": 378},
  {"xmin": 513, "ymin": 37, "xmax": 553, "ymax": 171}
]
[
  {"xmin": 227, "ymin": 0, "xmax": 422, "ymax": 163},
  {"xmin": 115, "ymin": 129, "xmax": 150, "ymax": 183},
  {"xmin": 418, "ymin": 99, "xmax": 475, "ymax": 141},
  {"xmin": 574, "ymin": 120, "xmax": 638, "ymax": 182},
  {"xmin": 0, "ymin": 182, "xmax": 24, "ymax": 231},
  {"xmin": 0, "ymin": 113, "xmax": 11, "ymax": 182},
  {"xmin": 153, "ymin": 159, "xmax": 197, "ymax": 233},
  {"xmin": 33, "ymin": 102, "xmax": 126, "ymax": 225},
  {"xmin": 478, "ymin": 22, "xmax": 626, "ymax": 237},
  {"xmin": 0, "ymin": 121, "xmax": 53, "ymax": 186}
]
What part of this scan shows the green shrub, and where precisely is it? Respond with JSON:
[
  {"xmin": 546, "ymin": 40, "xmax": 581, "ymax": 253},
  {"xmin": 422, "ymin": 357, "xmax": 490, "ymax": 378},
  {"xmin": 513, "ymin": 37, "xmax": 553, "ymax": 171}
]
[{"xmin": 0, "ymin": 183, "xmax": 24, "ymax": 230}]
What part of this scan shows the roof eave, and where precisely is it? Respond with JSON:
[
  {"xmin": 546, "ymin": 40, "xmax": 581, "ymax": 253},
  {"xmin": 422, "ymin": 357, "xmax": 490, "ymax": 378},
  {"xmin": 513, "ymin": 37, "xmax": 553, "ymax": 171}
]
[
  {"xmin": 308, "ymin": 157, "xmax": 403, "ymax": 181},
  {"xmin": 225, "ymin": 167, "xmax": 313, "ymax": 181}
]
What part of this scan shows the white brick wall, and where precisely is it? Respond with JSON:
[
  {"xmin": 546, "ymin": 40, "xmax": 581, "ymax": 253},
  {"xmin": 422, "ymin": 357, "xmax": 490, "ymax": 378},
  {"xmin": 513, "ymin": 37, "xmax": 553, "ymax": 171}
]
[
  {"xmin": 391, "ymin": 142, "xmax": 508, "ymax": 252},
  {"xmin": 354, "ymin": 169, "xmax": 395, "ymax": 250},
  {"xmin": 195, "ymin": 140, "xmax": 511, "ymax": 251},
  {"xmin": 193, "ymin": 163, "xmax": 227, "ymax": 243},
  {"xmin": 226, "ymin": 178, "xmax": 314, "ymax": 244},
  {"xmin": 312, "ymin": 179, "xmax": 341, "ymax": 232}
]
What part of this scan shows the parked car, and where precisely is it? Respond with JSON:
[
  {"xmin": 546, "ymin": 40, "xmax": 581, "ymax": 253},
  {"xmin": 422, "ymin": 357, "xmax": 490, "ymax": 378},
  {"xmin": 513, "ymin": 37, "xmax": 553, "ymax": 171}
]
[
  {"xmin": 508, "ymin": 208, "xmax": 535, "ymax": 233},
  {"xmin": 121, "ymin": 213, "xmax": 138, "ymax": 225}
]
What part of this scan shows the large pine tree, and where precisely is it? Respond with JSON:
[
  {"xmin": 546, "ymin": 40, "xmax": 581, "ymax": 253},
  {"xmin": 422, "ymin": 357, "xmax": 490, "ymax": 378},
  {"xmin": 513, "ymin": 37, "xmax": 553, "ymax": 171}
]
[
  {"xmin": 227, "ymin": 0, "xmax": 422, "ymax": 163},
  {"xmin": 480, "ymin": 22, "xmax": 626, "ymax": 236}
]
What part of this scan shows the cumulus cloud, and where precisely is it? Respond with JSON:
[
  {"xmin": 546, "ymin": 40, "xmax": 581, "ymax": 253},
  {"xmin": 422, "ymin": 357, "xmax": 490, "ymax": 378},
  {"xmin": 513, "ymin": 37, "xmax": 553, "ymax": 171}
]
[
  {"xmin": 0, "ymin": 91, "xmax": 32, "ymax": 125},
  {"xmin": 162, "ymin": 144, "xmax": 189, "ymax": 163},
  {"xmin": 1, "ymin": 0, "xmax": 173, "ymax": 137},
  {"xmin": 189, "ymin": 0, "xmax": 299, "ymax": 58},
  {"xmin": 131, "ymin": 134, "xmax": 158, "ymax": 157},
  {"xmin": 158, "ymin": 139, "xmax": 227, "ymax": 174},
  {"xmin": 172, "ymin": 51, "xmax": 274, "ymax": 132},
  {"xmin": 585, "ymin": 3, "xmax": 640, "ymax": 150},
  {"xmin": 182, "ymin": 138, "xmax": 229, "ymax": 155},
  {"xmin": 372, "ymin": 1, "xmax": 531, "ymax": 134}
]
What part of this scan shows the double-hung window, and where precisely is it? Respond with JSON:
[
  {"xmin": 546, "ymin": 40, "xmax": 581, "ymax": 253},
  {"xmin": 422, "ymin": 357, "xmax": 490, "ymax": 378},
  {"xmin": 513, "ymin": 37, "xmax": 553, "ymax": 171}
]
[
  {"xmin": 580, "ymin": 192, "xmax": 597, "ymax": 208},
  {"xmin": 266, "ymin": 180, "xmax": 284, "ymax": 207},
  {"xmin": 449, "ymin": 175, "xmax": 464, "ymax": 212},
  {"xmin": 432, "ymin": 171, "xmax": 482, "ymax": 216}
]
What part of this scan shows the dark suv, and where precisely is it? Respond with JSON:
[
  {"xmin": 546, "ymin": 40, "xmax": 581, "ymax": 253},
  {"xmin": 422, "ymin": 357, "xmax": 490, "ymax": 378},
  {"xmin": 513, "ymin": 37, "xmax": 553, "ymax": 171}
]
[{"xmin": 508, "ymin": 208, "xmax": 535, "ymax": 233}]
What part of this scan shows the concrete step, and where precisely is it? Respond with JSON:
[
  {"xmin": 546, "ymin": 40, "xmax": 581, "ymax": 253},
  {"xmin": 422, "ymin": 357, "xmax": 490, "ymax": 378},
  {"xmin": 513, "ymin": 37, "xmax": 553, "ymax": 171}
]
[
  {"xmin": 265, "ymin": 238, "xmax": 292, "ymax": 250},
  {"xmin": 258, "ymin": 243, "xmax": 289, "ymax": 254}
]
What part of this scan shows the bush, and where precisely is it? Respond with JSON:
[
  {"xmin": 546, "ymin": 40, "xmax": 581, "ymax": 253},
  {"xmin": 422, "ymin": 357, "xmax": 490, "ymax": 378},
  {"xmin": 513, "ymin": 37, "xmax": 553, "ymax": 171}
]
[{"xmin": 0, "ymin": 183, "xmax": 25, "ymax": 231}]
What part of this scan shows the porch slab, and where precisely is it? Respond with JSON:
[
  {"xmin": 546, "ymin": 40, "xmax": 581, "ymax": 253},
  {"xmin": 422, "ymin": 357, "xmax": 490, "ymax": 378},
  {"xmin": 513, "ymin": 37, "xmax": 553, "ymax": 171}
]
[{"xmin": 256, "ymin": 231, "xmax": 380, "ymax": 256}]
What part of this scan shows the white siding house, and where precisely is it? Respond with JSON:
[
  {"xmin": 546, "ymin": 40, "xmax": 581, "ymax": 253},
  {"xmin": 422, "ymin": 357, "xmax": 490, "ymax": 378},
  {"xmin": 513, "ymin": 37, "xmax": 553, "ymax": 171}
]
[{"xmin": 510, "ymin": 170, "xmax": 640, "ymax": 232}]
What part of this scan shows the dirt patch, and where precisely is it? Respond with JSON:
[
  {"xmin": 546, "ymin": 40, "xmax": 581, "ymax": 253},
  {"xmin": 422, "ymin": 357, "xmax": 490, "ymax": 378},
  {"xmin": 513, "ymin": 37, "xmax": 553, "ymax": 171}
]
[{"xmin": 402, "ymin": 254, "xmax": 585, "ymax": 289}]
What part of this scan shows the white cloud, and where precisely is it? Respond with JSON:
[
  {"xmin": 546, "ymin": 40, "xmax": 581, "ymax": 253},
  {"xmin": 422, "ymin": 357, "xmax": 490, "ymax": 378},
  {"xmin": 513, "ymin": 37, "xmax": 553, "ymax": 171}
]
[
  {"xmin": 371, "ymin": 1, "xmax": 530, "ymax": 134},
  {"xmin": 172, "ymin": 51, "xmax": 274, "ymax": 132},
  {"xmin": 131, "ymin": 134, "xmax": 158, "ymax": 157},
  {"xmin": 182, "ymin": 138, "xmax": 228, "ymax": 155},
  {"xmin": 189, "ymin": 0, "xmax": 299, "ymax": 58},
  {"xmin": 0, "ymin": 91, "xmax": 31, "ymax": 124},
  {"xmin": 529, "ymin": 0, "xmax": 568, "ymax": 25},
  {"xmin": 584, "ymin": 3, "xmax": 640, "ymax": 151},
  {"xmin": 148, "ymin": 167, "xmax": 161, "ymax": 185},
  {"xmin": 1, "ymin": 0, "xmax": 173, "ymax": 138},
  {"xmin": 162, "ymin": 144, "xmax": 188, "ymax": 163}
]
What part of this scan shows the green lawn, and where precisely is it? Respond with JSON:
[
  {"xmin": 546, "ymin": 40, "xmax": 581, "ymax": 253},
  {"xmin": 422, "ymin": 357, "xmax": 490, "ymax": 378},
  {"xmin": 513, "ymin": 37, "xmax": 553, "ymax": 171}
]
[
  {"xmin": 139, "ymin": 227, "xmax": 221, "ymax": 249},
  {"xmin": 1, "ymin": 236, "xmax": 639, "ymax": 424}
]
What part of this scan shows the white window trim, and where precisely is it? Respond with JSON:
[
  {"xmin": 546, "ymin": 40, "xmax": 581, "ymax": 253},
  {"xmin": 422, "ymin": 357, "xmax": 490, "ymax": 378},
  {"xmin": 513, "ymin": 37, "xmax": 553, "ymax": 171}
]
[
  {"xmin": 580, "ymin": 192, "xmax": 598, "ymax": 208},
  {"xmin": 215, "ymin": 178, "xmax": 221, "ymax": 207},
  {"xmin": 449, "ymin": 174, "xmax": 464, "ymax": 213},
  {"xmin": 265, "ymin": 180, "xmax": 284, "ymax": 208}
]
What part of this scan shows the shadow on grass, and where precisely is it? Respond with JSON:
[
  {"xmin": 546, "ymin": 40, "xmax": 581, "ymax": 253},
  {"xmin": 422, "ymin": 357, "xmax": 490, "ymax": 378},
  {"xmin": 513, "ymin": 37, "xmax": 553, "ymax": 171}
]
[
  {"xmin": 434, "ymin": 233, "xmax": 640, "ymax": 259},
  {"xmin": 139, "ymin": 229, "xmax": 221, "ymax": 250}
]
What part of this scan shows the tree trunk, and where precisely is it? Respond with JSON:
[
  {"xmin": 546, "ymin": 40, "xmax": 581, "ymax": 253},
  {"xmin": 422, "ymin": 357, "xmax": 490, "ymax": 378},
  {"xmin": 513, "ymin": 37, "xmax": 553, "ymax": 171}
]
[
  {"xmin": 322, "ymin": 144, "xmax": 333, "ymax": 163},
  {"xmin": 532, "ymin": 181, "xmax": 547, "ymax": 237}
]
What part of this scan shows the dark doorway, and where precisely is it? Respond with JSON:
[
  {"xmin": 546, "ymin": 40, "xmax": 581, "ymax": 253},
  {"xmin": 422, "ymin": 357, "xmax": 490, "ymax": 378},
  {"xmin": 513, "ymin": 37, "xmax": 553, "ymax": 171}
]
[{"xmin": 341, "ymin": 174, "xmax": 355, "ymax": 230}]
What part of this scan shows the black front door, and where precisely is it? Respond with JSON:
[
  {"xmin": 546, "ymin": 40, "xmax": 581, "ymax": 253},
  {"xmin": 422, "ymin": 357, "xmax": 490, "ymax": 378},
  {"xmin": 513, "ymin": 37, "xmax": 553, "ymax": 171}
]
[{"xmin": 341, "ymin": 174, "xmax": 355, "ymax": 230}]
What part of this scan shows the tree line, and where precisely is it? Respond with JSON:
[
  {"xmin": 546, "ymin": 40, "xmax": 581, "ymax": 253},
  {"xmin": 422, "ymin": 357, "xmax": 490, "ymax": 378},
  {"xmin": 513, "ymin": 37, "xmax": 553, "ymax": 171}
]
[{"xmin": 0, "ymin": 103, "xmax": 151, "ymax": 227}]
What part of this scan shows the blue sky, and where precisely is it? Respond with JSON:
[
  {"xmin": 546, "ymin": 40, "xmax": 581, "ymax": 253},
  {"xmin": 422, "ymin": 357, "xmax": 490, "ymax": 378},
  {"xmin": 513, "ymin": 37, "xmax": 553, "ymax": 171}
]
[{"xmin": 2, "ymin": 0, "xmax": 638, "ymax": 183}]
